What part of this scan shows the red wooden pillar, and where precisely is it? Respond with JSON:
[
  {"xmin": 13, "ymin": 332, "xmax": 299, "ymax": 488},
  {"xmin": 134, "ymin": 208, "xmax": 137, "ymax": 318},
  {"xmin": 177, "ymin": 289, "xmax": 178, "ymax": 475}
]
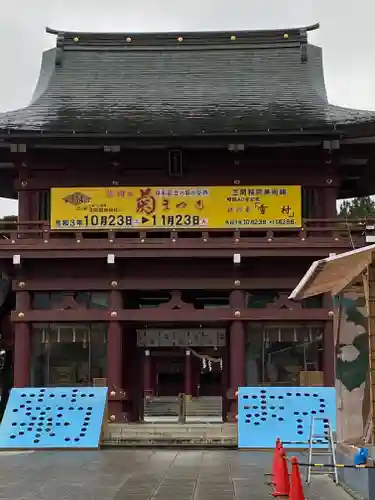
[
  {"xmin": 221, "ymin": 347, "xmax": 229, "ymax": 421},
  {"xmin": 14, "ymin": 291, "xmax": 31, "ymax": 387},
  {"xmin": 322, "ymin": 157, "xmax": 338, "ymax": 219},
  {"xmin": 107, "ymin": 290, "xmax": 123, "ymax": 421},
  {"xmin": 18, "ymin": 192, "xmax": 31, "ymax": 222},
  {"xmin": 143, "ymin": 349, "xmax": 153, "ymax": 397},
  {"xmin": 184, "ymin": 349, "xmax": 192, "ymax": 395},
  {"xmin": 193, "ymin": 356, "xmax": 200, "ymax": 397},
  {"xmin": 151, "ymin": 356, "xmax": 157, "ymax": 395},
  {"xmin": 227, "ymin": 290, "xmax": 246, "ymax": 421},
  {"xmin": 17, "ymin": 162, "xmax": 33, "ymax": 233},
  {"xmin": 324, "ymin": 186, "xmax": 337, "ymax": 218}
]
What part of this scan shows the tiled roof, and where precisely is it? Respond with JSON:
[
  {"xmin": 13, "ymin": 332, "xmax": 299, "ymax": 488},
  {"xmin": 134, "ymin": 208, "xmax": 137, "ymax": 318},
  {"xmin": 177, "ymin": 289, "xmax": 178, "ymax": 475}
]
[{"xmin": 1, "ymin": 24, "xmax": 375, "ymax": 137}]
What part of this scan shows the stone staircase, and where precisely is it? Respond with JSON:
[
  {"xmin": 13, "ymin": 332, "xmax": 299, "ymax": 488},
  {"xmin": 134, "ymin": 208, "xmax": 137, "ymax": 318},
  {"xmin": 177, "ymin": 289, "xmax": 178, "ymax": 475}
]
[
  {"xmin": 144, "ymin": 397, "xmax": 179, "ymax": 422},
  {"xmin": 143, "ymin": 396, "xmax": 223, "ymax": 423},
  {"xmin": 186, "ymin": 396, "xmax": 223, "ymax": 422},
  {"xmin": 104, "ymin": 422, "xmax": 237, "ymax": 447}
]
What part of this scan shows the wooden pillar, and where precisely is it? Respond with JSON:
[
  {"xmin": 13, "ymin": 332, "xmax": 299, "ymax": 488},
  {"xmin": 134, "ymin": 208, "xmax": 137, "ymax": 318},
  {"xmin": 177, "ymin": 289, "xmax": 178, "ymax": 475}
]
[
  {"xmin": 322, "ymin": 149, "xmax": 338, "ymax": 219},
  {"xmin": 107, "ymin": 290, "xmax": 123, "ymax": 421},
  {"xmin": 17, "ymin": 161, "xmax": 32, "ymax": 224},
  {"xmin": 14, "ymin": 291, "xmax": 31, "ymax": 387},
  {"xmin": 195, "ymin": 356, "xmax": 201, "ymax": 397},
  {"xmin": 323, "ymin": 294, "xmax": 335, "ymax": 386},
  {"xmin": 184, "ymin": 349, "xmax": 192, "ymax": 396},
  {"xmin": 227, "ymin": 290, "xmax": 246, "ymax": 421},
  {"xmin": 324, "ymin": 186, "xmax": 338, "ymax": 218},
  {"xmin": 143, "ymin": 349, "xmax": 153, "ymax": 396},
  {"xmin": 365, "ymin": 265, "xmax": 375, "ymax": 444},
  {"xmin": 314, "ymin": 189, "xmax": 324, "ymax": 218},
  {"xmin": 221, "ymin": 347, "xmax": 228, "ymax": 421},
  {"xmin": 151, "ymin": 356, "xmax": 158, "ymax": 396},
  {"xmin": 229, "ymin": 321, "xmax": 246, "ymax": 388},
  {"xmin": 18, "ymin": 192, "xmax": 31, "ymax": 222}
]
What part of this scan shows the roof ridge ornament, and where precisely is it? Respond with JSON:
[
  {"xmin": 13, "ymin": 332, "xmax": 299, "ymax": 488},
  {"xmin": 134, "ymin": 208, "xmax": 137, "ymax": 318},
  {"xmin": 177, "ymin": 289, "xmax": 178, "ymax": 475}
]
[
  {"xmin": 299, "ymin": 28, "xmax": 308, "ymax": 64},
  {"xmin": 55, "ymin": 31, "xmax": 65, "ymax": 67}
]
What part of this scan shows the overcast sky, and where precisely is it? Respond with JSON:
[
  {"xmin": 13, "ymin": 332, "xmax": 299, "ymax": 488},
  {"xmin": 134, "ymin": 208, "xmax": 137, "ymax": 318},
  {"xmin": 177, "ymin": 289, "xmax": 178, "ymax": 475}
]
[{"xmin": 0, "ymin": 0, "xmax": 374, "ymax": 216}]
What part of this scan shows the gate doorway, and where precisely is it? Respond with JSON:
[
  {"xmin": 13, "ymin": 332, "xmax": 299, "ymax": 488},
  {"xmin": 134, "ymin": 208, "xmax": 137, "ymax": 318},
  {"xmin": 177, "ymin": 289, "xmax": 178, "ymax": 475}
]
[
  {"xmin": 199, "ymin": 370, "xmax": 222, "ymax": 397},
  {"xmin": 138, "ymin": 326, "xmax": 227, "ymax": 422},
  {"xmin": 156, "ymin": 357, "xmax": 184, "ymax": 396}
]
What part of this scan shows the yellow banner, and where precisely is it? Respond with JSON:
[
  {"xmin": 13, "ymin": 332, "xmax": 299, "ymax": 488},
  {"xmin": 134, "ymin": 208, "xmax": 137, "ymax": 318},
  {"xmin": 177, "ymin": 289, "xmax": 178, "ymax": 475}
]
[{"xmin": 50, "ymin": 186, "xmax": 302, "ymax": 230}]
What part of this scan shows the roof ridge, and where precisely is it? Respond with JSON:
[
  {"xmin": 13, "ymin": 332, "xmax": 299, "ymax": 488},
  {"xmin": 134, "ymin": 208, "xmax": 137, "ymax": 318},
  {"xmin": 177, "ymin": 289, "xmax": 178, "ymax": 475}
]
[
  {"xmin": 45, "ymin": 23, "xmax": 319, "ymax": 49},
  {"xmin": 45, "ymin": 23, "xmax": 319, "ymax": 37}
]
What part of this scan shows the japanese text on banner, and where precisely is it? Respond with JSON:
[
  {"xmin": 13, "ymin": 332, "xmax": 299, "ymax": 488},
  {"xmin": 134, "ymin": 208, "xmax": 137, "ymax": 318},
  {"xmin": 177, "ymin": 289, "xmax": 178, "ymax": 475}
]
[{"xmin": 50, "ymin": 185, "xmax": 302, "ymax": 230}]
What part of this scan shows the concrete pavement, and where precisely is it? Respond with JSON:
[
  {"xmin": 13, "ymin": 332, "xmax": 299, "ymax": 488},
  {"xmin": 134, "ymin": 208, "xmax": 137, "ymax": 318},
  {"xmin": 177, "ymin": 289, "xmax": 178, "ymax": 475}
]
[{"xmin": 0, "ymin": 449, "xmax": 355, "ymax": 500}]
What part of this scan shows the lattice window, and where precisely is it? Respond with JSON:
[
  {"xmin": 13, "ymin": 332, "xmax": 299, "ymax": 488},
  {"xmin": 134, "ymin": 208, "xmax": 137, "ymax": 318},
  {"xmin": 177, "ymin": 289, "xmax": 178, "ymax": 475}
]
[
  {"xmin": 31, "ymin": 323, "xmax": 107, "ymax": 387},
  {"xmin": 245, "ymin": 323, "xmax": 324, "ymax": 387}
]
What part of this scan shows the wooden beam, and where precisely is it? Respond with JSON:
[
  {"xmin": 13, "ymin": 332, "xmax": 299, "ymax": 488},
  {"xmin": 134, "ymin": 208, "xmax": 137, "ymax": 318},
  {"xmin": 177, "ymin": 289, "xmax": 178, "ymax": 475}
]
[
  {"xmin": 12, "ymin": 277, "xmax": 301, "ymax": 291},
  {"xmin": 0, "ymin": 247, "xmax": 357, "ymax": 259},
  {"xmin": 11, "ymin": 308, "xmax": 332, "ymax": 323},
  {"xmin": 15, "ymin": 169, "xmax": 332, "ymax": 190}
]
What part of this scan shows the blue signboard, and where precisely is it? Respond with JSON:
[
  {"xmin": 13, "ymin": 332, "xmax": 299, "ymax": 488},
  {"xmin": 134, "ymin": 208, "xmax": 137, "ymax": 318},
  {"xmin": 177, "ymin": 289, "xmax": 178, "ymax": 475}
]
[
  {"xmin": 0, "ymin": 387, "xmax": 108, "ymax": 449},
  {"xmin": 238, "ymin": 387, "xmax": 336, "ymax": 449}
]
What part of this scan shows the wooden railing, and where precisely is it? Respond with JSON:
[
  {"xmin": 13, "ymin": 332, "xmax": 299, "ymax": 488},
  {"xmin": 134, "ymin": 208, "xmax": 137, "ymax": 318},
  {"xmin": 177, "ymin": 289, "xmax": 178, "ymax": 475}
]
[{"xmin": 0, "ymin": 218, "xmax": 369, "ymax": 247}]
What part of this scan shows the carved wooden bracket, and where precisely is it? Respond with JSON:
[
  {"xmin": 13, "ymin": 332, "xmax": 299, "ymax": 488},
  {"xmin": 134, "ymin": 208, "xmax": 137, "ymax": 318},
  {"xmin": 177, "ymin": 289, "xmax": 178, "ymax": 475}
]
[
  {"xmin": 159, "ymin": 290, "xmax": 194, "ymax": 310},
  {"xmin": 52, "ymin": 292, "xmax": 87, "ymax": 311},
  {"xmin": 266, "ymin": 292, "xmax": 302, "ymax": 310}
]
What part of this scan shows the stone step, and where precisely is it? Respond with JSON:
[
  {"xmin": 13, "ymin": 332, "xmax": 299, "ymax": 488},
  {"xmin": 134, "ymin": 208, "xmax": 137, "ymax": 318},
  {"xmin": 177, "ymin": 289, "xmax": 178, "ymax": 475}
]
[
  {"xmin": 108, "ymin": 424, "xmax": 236, "ymax": 438},
  {"xmin": 114, "ymin": 428, "xmax": 235, "ymax": 435},
  {"xmin": 186, "ymin": 412, "xmax": 222, "ymax": 416},
  {"xmin": 144, "ymin": 396, "xmax": 223, "ymax": 422},
  {"xmin": 105, "ymin": 423, "xmax": 237, "ymax": 446},
  {"xmin": 144, "ymin": 412, "xmax": 179, "ymax": 415},
  {"xmin": 103, "ymin": 438, "xmax": 237, "ymax": 448},
  {"xmin": 186, "ymin": 406, "xmax": 222, "ymax": 411},
  {"xmin": 186, "ymin": 413, "xmax": 221, "ymax": 417},
  {"xmin": 145, "ymin": 407, "xmax": 221, "ymax": 410},
  {"xmin": 109, "ymin": 423, "xmax": 236, "ymax": 431}
]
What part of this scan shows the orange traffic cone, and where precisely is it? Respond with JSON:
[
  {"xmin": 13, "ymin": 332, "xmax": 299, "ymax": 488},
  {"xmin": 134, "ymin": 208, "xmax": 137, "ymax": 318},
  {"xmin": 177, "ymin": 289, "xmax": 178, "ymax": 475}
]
[
  {"xmin": 272, "ymin": 448, "xmax": 290, "ymax": 497},
  {"xmin": 289, "ymin": 456, "xmax": 305, "ymax": 500},
  {"xmin": 271, "ymin": 438, "xmax": 281, "ymax": 484}
]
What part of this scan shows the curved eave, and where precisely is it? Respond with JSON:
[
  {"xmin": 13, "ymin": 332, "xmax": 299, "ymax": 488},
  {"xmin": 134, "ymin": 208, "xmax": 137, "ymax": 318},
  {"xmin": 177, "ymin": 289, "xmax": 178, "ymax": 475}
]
[
  {"xmin": 0, "ymin": 120, "xmax": 374, "ymax": 140},
  {"xmin": 0, "ymin": 127, "xmax": 343, "ymax": 140}
]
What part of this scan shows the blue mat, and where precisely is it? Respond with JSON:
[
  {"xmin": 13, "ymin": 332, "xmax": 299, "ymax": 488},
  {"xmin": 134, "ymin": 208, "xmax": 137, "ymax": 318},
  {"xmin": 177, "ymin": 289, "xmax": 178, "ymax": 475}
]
[
  {"xmin": 0, "ymin": 387, "xmax": 108, "ymax": 449},
  {"xmin": 238, "ymin": 387, "xmax": 336, "ymax": 449}
]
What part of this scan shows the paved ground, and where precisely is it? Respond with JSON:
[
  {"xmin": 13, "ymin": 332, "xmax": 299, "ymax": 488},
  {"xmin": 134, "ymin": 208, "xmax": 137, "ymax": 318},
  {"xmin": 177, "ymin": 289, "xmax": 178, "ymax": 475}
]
[{"xmin": 0, "ymin": 449, "xmax": 355, "ymax": 500}]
